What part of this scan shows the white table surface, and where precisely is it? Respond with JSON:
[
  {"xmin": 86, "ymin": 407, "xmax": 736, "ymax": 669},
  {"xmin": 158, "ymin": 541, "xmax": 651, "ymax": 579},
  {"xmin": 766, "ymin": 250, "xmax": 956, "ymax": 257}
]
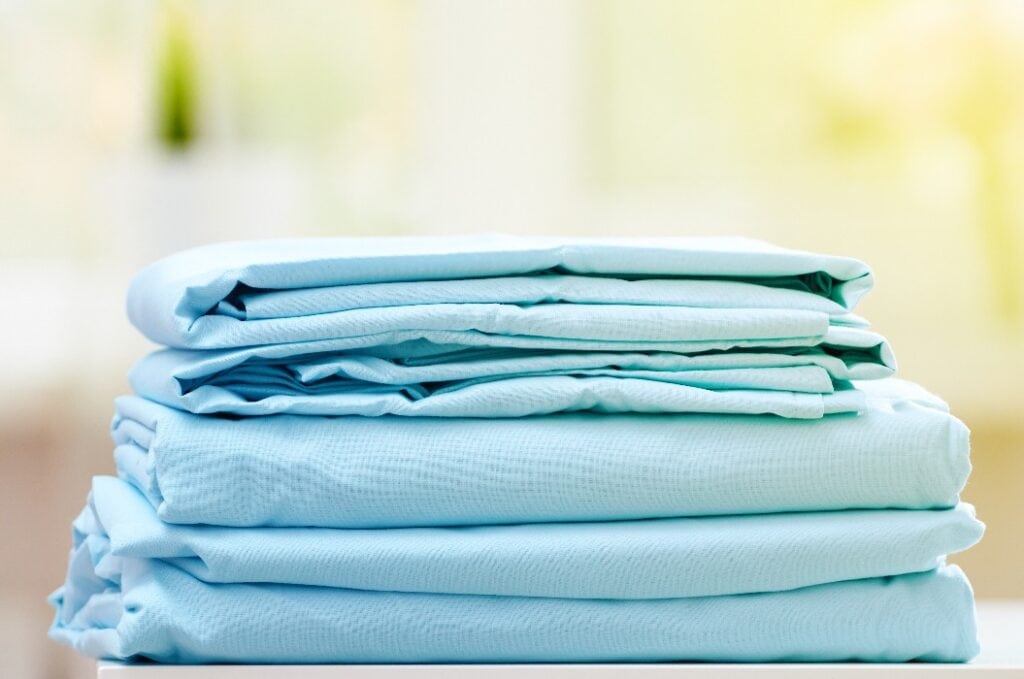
[{"xmin": 98, "ymin": 600, "xmax": 1024, "ymax": 678}]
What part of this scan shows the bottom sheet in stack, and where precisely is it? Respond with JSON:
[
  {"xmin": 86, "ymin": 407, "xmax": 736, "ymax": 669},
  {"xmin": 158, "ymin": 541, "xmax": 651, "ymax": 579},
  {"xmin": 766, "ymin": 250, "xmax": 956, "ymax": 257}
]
[{"xmin": 52, "ymin": 477, "xmax": 982, "ymax": 663}]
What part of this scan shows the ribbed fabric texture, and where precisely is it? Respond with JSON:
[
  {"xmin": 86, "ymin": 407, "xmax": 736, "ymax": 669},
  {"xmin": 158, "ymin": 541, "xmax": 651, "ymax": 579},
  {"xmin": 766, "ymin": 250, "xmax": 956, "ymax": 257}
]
[{"xmin": 50, "ymin": 236, "xmax": 982, "ymax": 664}]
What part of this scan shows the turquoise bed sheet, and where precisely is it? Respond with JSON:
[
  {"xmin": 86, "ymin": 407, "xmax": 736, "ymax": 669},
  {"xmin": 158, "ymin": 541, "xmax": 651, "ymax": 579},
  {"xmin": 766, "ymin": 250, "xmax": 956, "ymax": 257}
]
[
  {"xmin": 112, "ymin": 379, "xmax": 970, "ymax": 528},
  {"xmin": 49, "ymin": 558, "xmax": 979, "ymax": 663},
  {"xmin": 126, "ymin": 236, "xmax": 875, "ymax": 351},
  {"xmin": 121, "ymin": 236, "xmax": 897, "ymax": 418},
  {"xmin": 70, "ymin": 476, "xmax": 983, "ymax": 600},
  {"xmin": 129, "ymin": 327, "xmax": 894, "ymax": 418}
]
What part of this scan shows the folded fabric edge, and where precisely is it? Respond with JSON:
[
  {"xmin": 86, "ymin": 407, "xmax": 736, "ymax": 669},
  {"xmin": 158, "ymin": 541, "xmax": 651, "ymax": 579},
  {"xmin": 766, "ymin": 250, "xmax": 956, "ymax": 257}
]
[
  {"xmin": 49, "ymin": 561, "xmax": 978, "ymax": 663},
  {"xmin": 126, "ymin": 237, "xmax": 873, "ymax": 347},
  {"xmin": 78, "ymin": 475, "xmax": 984, "ymax": 600}
]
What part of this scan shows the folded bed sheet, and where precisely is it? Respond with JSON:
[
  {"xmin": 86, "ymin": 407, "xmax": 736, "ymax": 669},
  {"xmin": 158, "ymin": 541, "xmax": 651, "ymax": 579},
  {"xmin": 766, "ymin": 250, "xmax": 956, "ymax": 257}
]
[
  {"xmin": 127, "ymin": 236, "xmax": 876, "ymax": 351},
  {"xmin": 130, "ymin": 327, "xmax": 893, "ymax": 419},
  {"xmin": 73, "ymin": 476, "xmax": 983, "ymax": 600},
  {"xmin": 123, "ymin": 236, "xmax": 897, "ymax": 418},
  {"xmin": 113, "ymin": 379, "xmax": 970, "ymax": 528},
  {"xmin": 50, "ymin": 556, "xmax": 978, "ymax": 663}
]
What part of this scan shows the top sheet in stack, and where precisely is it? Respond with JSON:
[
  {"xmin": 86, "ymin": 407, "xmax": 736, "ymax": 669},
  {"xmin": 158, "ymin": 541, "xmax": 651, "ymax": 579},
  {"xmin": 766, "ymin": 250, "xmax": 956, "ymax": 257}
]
[{"xmin": 126, "ymin": 235, "xmax": 894, "ymax": 419}]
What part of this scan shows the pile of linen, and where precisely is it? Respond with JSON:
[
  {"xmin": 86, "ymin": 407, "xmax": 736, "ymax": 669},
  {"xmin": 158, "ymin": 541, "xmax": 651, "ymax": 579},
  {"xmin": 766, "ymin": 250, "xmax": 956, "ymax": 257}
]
[{"xmin": 51, "ymin": 236, "xmax": 983, "ymax": 663}]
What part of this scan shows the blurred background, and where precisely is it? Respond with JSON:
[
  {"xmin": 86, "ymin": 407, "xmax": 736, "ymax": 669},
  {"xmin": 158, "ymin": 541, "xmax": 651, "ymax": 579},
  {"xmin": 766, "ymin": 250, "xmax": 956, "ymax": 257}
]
[{"xmin": 2, "ymin": 1, "xmax": 1022, "ymax": 677}]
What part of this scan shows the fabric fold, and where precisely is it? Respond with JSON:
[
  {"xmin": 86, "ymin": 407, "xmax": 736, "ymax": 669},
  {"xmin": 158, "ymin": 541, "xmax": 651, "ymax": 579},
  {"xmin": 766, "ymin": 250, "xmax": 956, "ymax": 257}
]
[
  {"xmin": 49, "ymin": 557, "xmax": 979, "ymax": 663},
  {"xmin": 111, "ymin": 379, "xmax": 970, "ymax": 529},
  {"xmin": 77, "ymin": 476, "xmax": 983, "ymax": 600},
  {"xmin": 127, "ymin": 236, "xmax": 875, "ymax": 350},
  {"xmin": 120, "ymin": 237, "xmax": 897, "ymax": 418},
  {"xmin": 128, "ymin": 330, "xmax": 895, "ymax": 419}
]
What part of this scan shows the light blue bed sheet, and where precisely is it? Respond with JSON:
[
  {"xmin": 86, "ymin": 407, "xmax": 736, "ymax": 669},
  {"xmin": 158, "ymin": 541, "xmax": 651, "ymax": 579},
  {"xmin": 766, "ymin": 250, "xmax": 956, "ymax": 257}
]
[
  {"xmin": 126, "ymin": 236, "xmax": 874, "ymax": 350},
  {"xmin": 49, "ymin": 557, "xmax": 979, "ymax": 663},
  {"xmin": 129, "ymin": 326, "xmax": 894, "ymax": 418},
  {"xmin": 112, "ymin": 379, "xmax": 970, "ymax": 528},
  {"xmin": 73, "ymin": 476, "xmax": 982, "ymax": 600}
]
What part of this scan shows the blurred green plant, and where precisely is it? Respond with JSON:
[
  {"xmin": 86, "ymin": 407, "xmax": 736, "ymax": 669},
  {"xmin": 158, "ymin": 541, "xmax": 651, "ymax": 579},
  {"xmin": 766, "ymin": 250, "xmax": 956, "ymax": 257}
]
[{"xmin": 156, "ymin": 3, "xmax": 197, "ymax": 149}]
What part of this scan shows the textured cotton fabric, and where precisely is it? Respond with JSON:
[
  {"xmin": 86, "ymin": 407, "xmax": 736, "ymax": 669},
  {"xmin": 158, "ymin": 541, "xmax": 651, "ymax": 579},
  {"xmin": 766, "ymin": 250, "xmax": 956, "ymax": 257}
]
[
  {"xmin": 49, "ymin": 236, "xmax": 984, "ymax": 665},
  {"xmin": 49, "ymin": 558, "xmax": 979, "ymax": 664},
  {"xmin": 122, "ymin": 237, "xmax": 894, "ymax": 418},
  {"xmin": 129, "ymin": 329, "xmax": 893, "ymax": 419},
  {"xmin": 113, "ymin": 379, "xmax": 970, "ymax": 528},
  {"xmin": 127, "ymin": 236, "xmax": 875, "ymax": 349},
  {"xmin": 72, "ymin": 476, "xmax": 983, "ymax": 600}
]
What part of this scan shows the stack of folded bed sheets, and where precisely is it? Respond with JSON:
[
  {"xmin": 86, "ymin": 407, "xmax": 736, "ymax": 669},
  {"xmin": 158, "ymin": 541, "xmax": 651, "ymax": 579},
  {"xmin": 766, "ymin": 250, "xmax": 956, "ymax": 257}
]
[{"xmin": 51, "ymin": 236, "xmax": 983, "ymax": 664}]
